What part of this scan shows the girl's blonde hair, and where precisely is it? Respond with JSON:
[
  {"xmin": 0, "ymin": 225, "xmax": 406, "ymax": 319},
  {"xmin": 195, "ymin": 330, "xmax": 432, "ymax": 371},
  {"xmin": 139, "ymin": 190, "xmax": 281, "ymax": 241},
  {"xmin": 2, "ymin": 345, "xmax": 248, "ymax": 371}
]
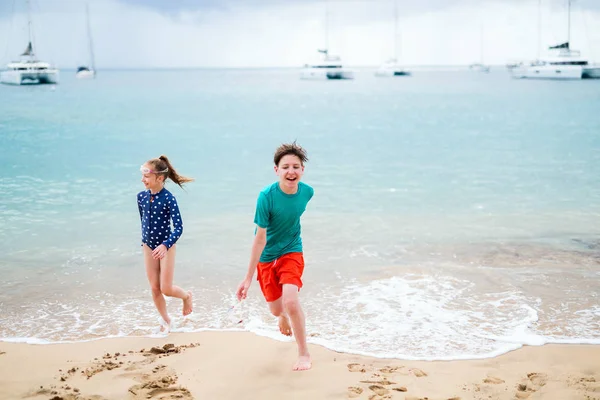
[{"xmin": 147, "ymin": 155, "xmax": 194, "ymax": 188}]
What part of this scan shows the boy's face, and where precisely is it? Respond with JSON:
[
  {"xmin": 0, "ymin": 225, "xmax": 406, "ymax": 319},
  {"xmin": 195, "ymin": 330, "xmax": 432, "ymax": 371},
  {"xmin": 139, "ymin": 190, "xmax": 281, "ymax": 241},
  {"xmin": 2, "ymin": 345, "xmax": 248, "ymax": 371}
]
[{"xmin": 275, "ymin": 154, "xmax": 304, "ymax": 191}]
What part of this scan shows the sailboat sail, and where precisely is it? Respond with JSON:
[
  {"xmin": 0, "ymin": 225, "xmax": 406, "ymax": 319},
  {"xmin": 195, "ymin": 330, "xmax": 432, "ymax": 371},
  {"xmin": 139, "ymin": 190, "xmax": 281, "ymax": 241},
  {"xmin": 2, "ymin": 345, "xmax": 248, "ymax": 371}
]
[
  {"xmin": 549, "ymin": 42, "xmax": 569, "ymax": 50},
  {"xmin": 21, "ymin": 41, "xmax": 34, "ymax": 56}
]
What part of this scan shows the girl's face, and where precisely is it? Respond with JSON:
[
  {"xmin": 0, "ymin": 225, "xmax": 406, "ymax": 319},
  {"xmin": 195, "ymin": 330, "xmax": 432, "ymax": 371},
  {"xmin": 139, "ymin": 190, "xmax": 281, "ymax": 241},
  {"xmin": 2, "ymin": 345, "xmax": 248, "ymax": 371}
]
[{"xmin": 140, "ymin": 163, "xmax": 164, "ymax": 192}]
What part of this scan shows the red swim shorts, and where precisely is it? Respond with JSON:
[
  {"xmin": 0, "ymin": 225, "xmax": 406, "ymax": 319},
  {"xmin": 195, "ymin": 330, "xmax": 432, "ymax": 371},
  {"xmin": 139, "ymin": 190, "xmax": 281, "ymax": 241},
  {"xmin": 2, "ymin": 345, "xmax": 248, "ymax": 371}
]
[{"xmin": 256, "ymin": 252, "xmax": 304, "ymax": 302}]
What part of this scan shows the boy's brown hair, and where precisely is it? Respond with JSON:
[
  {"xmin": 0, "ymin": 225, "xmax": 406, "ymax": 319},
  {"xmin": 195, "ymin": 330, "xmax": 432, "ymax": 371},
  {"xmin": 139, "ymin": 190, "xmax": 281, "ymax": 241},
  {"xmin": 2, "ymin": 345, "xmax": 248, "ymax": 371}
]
[{"xmin": 273, "ymin": 141, "xmax": 308, "ymax": 166}]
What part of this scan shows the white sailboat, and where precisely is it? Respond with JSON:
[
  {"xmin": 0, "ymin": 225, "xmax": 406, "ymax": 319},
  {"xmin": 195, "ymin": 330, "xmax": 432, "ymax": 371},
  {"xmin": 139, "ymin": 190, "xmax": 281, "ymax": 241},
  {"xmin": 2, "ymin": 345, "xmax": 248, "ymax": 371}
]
[
  {"xmin": 510, "ymin": 0, "xmax": 600, "ymax": 80},
  {"xmin": 375, "ymin": 0, "xmax": 411, "ymax": 77},
  {"xmin": 301, "ymin": 0, "xmax": 354, "ymax": 80},
  {"xmin": 469, "ymin": 25, "xmax": 490, "ymax": 73},
  {"xmin": 0, "ymin": 0, "xmax": 59, "ymax": 85},
  {"xmin": 76, "ymin": 3, "xmax": 96, "ymax": 79}
]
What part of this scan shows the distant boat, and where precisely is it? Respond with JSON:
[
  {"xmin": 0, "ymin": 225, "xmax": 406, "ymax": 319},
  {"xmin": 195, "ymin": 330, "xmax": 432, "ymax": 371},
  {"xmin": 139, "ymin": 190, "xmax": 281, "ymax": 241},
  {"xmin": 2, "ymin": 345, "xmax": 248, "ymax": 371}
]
[
  {"xmin": 375, "ymin": 0, "xmax": 411, "ymax": 77},
  {"xmin": 76, "ymin": 3, "xmax": 96, "ymax": 79},
  {"xmin": 469, "ymin": 63, "xmax": 490, "ymax": 73},
  {"xmin": 301, "ymin": 0, "xmax": 354, "ymax": 80},
  {"xmin": 510, "ymin": 42, "xmax": 600, "ymax": 79},
  {"xmin": 301, "ymin": 49, "xmax": 354, "ymax": 80},
  {"xmin": 509, "ymin": 0, "xmax": 600, "ymax": 80},
  {"xmin": 469, "ymin": 24, "xmax": 490, "ymax": 73},
  {"xmin": 0, "ymin": 0, "xmax": 59, "ymax": 85}
]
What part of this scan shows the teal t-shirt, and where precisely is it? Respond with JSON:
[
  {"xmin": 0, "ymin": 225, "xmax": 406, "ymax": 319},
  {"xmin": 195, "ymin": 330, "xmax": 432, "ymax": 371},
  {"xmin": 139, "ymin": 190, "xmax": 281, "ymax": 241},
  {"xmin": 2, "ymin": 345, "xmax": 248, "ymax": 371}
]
[{"xmin": 254, "ymin": 181, "xmax": 314, "ymax": 262}]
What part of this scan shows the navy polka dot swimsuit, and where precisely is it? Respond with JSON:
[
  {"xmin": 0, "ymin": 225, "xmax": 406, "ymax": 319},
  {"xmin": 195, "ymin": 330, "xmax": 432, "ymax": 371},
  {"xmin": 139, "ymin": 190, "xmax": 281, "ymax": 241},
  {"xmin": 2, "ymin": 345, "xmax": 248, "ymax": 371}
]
[{"xmin": 137, "ymin": 188, "xmax": 183, "ymax": 250}]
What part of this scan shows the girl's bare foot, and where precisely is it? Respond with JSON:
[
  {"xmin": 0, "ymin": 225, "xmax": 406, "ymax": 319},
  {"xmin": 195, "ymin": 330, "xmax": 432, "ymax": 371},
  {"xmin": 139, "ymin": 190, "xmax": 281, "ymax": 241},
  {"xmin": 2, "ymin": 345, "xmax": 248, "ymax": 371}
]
[
  {"xmin": 278, "ymin": 315, "xmax": 292, "ymax": 336},
  {"xmin": 183, "ymin": 291, "xmax": 193, "ymax": 316},
  {"xmin": 293, "ymin": 355, "xmax": 312, "ymax": 371},
  {"xmin": 159, "ymin": 318, "xmax": 171, "ymax": 333}
]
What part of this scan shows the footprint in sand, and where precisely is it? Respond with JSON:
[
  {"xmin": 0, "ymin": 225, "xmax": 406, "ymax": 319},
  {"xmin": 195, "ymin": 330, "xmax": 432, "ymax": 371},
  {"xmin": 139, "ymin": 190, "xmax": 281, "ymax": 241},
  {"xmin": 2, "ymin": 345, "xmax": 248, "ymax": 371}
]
[
  {"xmin": 368, "ymin": 384, "xmax": 389, "ymax": 396},
  {"xmin": 410, "ymin": 368, "xmax": 428, "ymax": 377},
  {"xmin": 568, "ymin": 375, "xmax": 600, "ymax": 396},
  {"xmin": 39, "ymin": 343, "xmax": 199, "ymax": 400},
  {"xmin": 515, "ymin": 372, "xmax": 548, "ymax": 398},
  {"xmin": 527, "ymin": 372, "xmax": 548, "ymax": 387},
  {"xmin": 360, "ymin": 379, "xmax": 397, "ymax": 385},
  {"xmin": 347, "ymin": 386, "xmax": 363, "ymax": 398},
  {"xmin": 347, "ymin": 363, "xmax": 367, "ymax": 373},
  {"xmin": 127, "ymin": 371, "xmax": 193, "ymax": 399},
  {"xmin": 379, "ymin": 366, "xmax": 402, "ymax": 374},
  {"xmin": 483, "ymin": 376, "xmax": 505, "ymax": 384}
]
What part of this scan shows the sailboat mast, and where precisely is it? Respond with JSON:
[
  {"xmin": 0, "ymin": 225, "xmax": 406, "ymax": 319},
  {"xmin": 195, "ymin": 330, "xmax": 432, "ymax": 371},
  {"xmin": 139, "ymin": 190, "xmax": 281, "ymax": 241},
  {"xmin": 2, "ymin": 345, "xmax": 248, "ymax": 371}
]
[
  {"xmin": 480, "ymin": 24, "xmax": 484, "ymax": 64},
  {"xmin": 26, "ymin": 0, "xmax": 33, "ymax": 56},
  {"xmin": 394, "ymin": 0, "xmax": 400, "ymax": 62},
  {"xmin": 537, "ymin": 0, "xmax": 541, "ymax": 59},
  {"xmin": 86, "ymin": 3, "xmax": 96, "ymax": 72},
  {"xmin": 325, "ymin": 0, "xmax": 329, "ymax": 51},
  {"xmin": 567, "ymin": 0, "xmax": 570, "ymax": 45}
]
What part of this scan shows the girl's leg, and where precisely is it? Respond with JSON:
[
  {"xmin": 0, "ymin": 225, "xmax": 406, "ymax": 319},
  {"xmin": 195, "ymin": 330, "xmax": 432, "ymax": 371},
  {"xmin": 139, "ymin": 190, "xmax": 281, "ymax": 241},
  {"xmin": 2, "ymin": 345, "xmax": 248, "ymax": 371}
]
[
  {"xmin": 143, "ymin": 244, "xmax": 170, "ymax": 327},
  {"xmin": 159, "ymin": 245, "xmax": 193, "ymax": 316}
]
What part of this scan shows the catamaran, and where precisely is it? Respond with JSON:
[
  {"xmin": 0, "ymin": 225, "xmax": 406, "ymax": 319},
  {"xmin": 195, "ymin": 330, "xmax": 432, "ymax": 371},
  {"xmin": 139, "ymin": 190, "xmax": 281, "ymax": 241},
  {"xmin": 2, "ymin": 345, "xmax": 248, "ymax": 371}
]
[
  {"xmin": 0, "ymin": 0, "xmax": 59, "ymax": 85},
  {"xmin": 301, "ymin": 0, "xmax": 354, "ymax": 80}
]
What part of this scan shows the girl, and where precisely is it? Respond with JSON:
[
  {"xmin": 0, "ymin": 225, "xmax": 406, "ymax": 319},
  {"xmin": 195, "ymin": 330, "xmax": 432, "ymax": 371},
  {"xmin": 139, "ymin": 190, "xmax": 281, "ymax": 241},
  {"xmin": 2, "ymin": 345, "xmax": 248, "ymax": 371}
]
[{"xmin": 138, "ymin": 155, "xmax": 194, "ymax": 333}]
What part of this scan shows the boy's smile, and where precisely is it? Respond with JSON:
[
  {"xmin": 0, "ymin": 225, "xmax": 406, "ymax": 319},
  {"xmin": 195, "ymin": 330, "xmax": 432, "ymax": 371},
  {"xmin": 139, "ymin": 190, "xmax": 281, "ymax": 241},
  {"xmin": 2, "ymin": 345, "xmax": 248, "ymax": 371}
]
[{"xmin": 275, "ymin": 154, "xmax": 304, "ymax": 194}]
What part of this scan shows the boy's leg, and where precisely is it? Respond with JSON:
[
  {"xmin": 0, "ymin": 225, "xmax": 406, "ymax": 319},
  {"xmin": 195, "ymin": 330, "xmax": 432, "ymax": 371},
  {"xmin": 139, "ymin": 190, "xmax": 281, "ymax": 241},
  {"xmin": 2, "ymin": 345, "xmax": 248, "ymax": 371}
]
[
  {"xmin": 257, "ymin": 259, "xmax": 292, "ymax": 336},
  {"xmin": 267, "ymin": 298, "xmax": 292, "ymax": 336},
  {"xmin": 282, "ymin": 283, "xmax": 311, "ymax": 371}
]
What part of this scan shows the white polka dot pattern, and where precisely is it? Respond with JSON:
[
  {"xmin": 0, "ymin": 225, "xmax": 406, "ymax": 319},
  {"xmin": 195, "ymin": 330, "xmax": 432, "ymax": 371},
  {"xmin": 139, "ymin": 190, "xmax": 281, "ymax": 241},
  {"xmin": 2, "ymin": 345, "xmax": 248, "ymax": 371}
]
[{"xmin": 137, "ymin": 188, "xmax": 183, "ymax": 250}]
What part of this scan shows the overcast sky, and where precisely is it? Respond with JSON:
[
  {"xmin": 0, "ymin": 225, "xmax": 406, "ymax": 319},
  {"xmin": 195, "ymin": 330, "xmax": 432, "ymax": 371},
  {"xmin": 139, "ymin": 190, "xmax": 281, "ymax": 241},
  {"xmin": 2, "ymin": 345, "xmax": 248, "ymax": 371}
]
[{"xmin": 0, "ymin": 0, "xmax": 599, "ymax": 68}]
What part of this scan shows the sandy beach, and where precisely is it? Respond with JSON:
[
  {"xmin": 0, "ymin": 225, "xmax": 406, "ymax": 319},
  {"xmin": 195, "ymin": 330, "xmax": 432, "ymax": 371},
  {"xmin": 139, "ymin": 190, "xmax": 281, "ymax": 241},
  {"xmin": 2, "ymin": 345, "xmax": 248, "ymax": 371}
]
[{"xmin": 0, "ymin": 332, "xmax": 598, "ymax": 400}]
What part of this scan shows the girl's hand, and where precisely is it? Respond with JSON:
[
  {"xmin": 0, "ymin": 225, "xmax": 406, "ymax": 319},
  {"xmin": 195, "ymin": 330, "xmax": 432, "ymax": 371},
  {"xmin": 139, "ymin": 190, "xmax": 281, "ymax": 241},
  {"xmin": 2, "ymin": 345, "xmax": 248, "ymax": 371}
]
[{"xmin": 152, "ymin": 244, "xmax": 168, "ymax": 259}]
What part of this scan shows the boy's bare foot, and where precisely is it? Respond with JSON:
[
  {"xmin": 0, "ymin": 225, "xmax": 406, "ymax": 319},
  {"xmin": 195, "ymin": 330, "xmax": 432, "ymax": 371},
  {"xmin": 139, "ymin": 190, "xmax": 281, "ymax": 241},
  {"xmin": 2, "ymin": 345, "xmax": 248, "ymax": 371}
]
[
  {"xmin": 293, "ymin": 355, "xmax": 312, "ymax": 371},
  {"xmin": 278, "ymin": 315, "xmax": 292, "ymax": 336},
  {"xmin": 183, "ymin": 292, "xmax": 193, "ymax": 316}
]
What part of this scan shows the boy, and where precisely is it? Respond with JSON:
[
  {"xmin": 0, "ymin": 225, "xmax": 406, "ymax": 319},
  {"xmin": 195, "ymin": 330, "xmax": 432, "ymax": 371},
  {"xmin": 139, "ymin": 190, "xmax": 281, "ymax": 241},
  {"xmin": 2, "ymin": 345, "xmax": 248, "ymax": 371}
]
[{"xmin": 236, "ymin": 142, "xmax": 314, "ymax": 371}]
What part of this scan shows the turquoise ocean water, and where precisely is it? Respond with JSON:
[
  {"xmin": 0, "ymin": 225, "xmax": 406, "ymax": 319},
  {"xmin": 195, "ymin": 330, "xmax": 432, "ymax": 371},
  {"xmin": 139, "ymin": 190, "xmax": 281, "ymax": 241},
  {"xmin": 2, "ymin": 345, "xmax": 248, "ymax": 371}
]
[{"xmin": 1, "ymin": 68, "xmax": 599, "ymax": 360}]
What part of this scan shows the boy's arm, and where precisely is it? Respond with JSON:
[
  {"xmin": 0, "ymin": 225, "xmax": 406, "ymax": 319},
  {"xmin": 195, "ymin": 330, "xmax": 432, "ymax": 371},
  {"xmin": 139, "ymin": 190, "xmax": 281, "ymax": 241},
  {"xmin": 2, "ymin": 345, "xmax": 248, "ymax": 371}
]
[{"xmin": 236, "ymin": 226, "xmax": 267, "ymax": 301}]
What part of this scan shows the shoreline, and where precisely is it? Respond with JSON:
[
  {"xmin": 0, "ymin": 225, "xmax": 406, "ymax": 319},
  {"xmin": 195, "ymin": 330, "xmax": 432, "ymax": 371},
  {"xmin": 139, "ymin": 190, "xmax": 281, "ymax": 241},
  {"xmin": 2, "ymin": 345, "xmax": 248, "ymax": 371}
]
[{"xmin": 1, "ymin": 331, "xmax": 599, "ymax": 400}]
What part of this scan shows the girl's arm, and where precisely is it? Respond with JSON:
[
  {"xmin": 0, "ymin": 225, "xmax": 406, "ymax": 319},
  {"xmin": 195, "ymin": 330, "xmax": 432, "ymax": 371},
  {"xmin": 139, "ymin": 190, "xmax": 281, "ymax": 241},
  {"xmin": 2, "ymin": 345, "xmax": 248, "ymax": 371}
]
[{"xmin": 162, "ymin": 196, "xmax": 183, "ymax": 249}]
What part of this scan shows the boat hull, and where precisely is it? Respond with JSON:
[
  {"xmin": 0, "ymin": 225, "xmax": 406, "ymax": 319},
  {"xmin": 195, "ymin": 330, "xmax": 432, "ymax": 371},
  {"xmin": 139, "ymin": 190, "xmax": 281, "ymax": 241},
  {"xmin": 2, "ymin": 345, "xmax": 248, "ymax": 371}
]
[
  {"xmin": 375, "ymin": 68, "xmax": 411, "ymax": 77},
  {"xmin": 76, "ymin": 69, "xmax": 95, "ymax": 79},
  {"xmin": 0, "ymin": 69, "xmax": 59, "ymax": 85},
  {"xmin": 301, "ymin": 68, "xmax": 354, "ymax": 80},
  {"xmin": 510, "ymin": 65, "xmax": 583, "ymax": 80},
  {"xmin": 582, "ymin": 66, "xmax": 600, "ymax": 79},
  {"xmin": 469, "ymin": 65, "xmax": 490, "ymax": 73}
]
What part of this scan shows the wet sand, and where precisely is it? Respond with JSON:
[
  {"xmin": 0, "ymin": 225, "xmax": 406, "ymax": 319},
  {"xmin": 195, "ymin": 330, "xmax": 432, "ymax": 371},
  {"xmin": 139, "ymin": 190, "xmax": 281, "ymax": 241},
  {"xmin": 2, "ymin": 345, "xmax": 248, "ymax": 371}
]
[{"xmin": 0, "ymin": 332, "xmax": 599, "ymax": 400}]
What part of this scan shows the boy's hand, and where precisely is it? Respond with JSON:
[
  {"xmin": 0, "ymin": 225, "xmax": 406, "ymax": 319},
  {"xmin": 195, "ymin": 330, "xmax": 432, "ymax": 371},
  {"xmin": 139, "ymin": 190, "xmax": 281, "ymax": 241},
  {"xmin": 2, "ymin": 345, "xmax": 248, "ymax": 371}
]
[{"xmin": 236, "ymin": 279, "xmax": 251, "ymax": 301}]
